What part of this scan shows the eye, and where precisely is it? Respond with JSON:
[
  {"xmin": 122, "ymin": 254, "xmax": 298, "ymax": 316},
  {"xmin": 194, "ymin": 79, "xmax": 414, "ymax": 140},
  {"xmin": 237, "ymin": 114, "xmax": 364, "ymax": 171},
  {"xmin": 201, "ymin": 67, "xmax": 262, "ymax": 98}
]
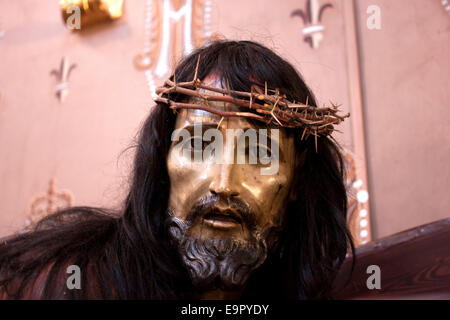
[
  {"xmin": 245, "ymin": 140, "xmax": 258, "ymax": 159},
  {"xmin": 181, "ymin": 136, "xmax": 208, "ymax": 151},
  {"xmin": 181, "ymin": 136, "xmax": 212, "ymax": 161},
  {"xmin": 257, "ymin": 143, "xmax": 272, "ymax": 159},
  {"xmin": 242, "ymin": 139, "xmax": 272, "ymax": 164}
]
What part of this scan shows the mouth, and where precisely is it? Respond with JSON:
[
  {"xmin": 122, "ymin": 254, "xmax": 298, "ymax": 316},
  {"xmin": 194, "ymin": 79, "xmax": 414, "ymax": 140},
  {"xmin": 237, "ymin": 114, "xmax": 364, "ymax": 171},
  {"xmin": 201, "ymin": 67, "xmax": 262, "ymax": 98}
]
[{"xmin": 202, "ymin": 208, "xmax": 243, "ymax": 230}]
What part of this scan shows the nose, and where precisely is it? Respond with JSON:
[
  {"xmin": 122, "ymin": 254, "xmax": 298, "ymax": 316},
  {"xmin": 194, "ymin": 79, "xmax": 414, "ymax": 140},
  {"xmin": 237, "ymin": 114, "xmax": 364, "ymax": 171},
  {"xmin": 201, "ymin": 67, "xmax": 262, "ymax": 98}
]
[{"xmin": 209, "ymin": 164, "xmax": 240, "ymax": 198}]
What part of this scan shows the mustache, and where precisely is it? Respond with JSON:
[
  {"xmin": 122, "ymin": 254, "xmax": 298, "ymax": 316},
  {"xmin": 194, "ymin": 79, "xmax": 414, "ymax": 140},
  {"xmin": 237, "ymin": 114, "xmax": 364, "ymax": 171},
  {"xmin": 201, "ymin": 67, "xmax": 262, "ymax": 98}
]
[{"xmin": 186, "ymin": 194, "xmax": 257, "ymax": 231}]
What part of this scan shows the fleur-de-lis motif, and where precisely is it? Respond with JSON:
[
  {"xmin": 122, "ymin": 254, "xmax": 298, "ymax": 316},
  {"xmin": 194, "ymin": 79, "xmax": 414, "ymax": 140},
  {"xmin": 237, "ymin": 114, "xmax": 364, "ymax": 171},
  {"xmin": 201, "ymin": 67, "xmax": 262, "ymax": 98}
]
[
  {"xmin": 50, "ymin": 57, "xmax": 77, "ymax": 102},
  {"xmin": 23, "ymin": 178, "xmax": 73, "ymax": 231},
  {"xmin": 291, "ymin": 0, "xmax": 333, "ymax": 49}
]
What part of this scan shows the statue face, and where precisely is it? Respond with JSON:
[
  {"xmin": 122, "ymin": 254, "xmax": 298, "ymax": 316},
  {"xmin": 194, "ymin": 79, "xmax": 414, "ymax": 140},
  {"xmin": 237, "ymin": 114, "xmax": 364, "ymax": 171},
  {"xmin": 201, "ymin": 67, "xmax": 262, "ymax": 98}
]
[{"xmin": 166, "ymin": 77, "xmax": 297, "ymax": 291}]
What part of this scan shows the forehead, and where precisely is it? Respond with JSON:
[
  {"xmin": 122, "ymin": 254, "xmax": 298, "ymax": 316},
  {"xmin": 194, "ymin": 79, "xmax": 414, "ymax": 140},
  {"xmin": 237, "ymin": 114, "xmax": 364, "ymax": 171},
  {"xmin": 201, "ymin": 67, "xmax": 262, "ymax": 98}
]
[
  {"xmin": 174, "ymin": 107, "xmax": 272, "ymax": 132},
  {"xmin": 174, "ymin": 73, "xmax": 265, "ymax": 129}
]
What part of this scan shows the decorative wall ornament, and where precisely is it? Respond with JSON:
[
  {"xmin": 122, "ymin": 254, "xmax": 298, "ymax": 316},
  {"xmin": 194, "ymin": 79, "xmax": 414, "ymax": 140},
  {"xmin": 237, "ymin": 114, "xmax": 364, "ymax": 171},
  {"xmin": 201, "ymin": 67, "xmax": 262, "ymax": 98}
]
[
  {"xmin": 442, "ymin": 0, "xmax": 450, "ymax": 16},
  {"xmin": 134, "ymin": 0, "xmax": 213, "ymax": 97},
  {"xmin": 23, "ymin": 178, "xmax": 73, "ymax": 232},
  {"xmin": 50, "ymin": 57, "xmax": 77, "ymax": 103},
  {"xmin": 60, "ymin": 0, "xmax": 124, "ymax": 30},
  {"xmin": 344, "ymin": 152, "xmax": 372, "ymax": 246},
  {"xmin": 291, "ymin": 0, "xmax": 333, "ymax": 49}
]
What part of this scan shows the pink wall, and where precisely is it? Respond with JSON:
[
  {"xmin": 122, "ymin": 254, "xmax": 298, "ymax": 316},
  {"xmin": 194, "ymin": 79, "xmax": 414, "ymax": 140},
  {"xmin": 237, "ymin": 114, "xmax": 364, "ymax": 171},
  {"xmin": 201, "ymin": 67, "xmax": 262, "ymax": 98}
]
[
  {"xmin": 355, "ymin": 0, "xmax": 450, "ymax": 237},
  {"xmin": 0, "ymin": 0, "xmax": 448, "ymax": 240}
]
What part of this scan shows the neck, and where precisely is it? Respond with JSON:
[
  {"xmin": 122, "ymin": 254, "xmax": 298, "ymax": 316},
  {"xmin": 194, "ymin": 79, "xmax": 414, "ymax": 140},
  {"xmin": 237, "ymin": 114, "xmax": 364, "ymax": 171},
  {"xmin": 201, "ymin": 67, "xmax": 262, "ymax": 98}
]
[{"xmin": 197, "ymin": 288, "xmax": 244, "ymax": 300}]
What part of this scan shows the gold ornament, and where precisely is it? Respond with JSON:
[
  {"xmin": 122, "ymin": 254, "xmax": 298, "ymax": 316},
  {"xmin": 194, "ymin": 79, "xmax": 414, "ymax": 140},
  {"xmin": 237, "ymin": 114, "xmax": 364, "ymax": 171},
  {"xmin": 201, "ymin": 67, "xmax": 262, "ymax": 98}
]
[{"xmin": 60, "ymin": 0, "xmax": 124, "ymax": 30}]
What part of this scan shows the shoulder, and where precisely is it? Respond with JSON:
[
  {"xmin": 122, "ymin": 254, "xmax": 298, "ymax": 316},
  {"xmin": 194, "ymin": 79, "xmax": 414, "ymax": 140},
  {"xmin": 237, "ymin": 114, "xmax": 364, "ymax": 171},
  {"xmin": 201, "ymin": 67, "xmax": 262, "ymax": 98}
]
[
  {"xmin": 0, "ymin": 263, "xmax": 61, "ymax": 299},
  {"xmin": 1, "ymin": 261, "xmax": 107, "ymax": 299},
  {"xmin": 0, "ymin": 208, "xmax": 119, "ymax": 299}
]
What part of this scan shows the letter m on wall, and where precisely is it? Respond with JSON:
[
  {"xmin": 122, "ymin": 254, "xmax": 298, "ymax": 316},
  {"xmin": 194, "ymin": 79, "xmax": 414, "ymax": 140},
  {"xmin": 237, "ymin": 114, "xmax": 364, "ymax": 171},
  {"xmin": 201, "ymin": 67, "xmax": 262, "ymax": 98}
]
[{"xmin": 147, "ymin": 0, "xmax": 211, "ymax": 78}]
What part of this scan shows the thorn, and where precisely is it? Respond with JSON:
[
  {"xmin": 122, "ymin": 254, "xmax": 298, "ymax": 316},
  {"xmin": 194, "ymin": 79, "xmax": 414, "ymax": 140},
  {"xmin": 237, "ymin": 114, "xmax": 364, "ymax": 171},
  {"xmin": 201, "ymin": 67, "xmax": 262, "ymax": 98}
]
[
  {"xmin": 271, "ymin": 111, "xmax": 283, "ymax": 126},
  {"xmin": 314, "ymin": 131, "xmax": 318, "ymax": 153},
  {"xmin": 301, "ymin": 127, "xmax": 308, "ymax": 140},
  {"xmin": 273, "ymin": 97, "xmax": 280, "ymax": 109},
  {"xmin": 193, "ymin": 54, "xmax": 201, "ymax": 82},
  {"xmin": 217, "ymin": 116, "xmax": 224, "ymax": 129}
]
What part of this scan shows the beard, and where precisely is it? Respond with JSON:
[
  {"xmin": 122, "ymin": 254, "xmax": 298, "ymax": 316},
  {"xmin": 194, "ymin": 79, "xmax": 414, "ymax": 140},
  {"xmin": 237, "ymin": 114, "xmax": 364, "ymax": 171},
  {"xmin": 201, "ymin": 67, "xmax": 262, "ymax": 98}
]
[{"xmin": 167, "ymin": 195, "xmax": 282, "ymax": 292}]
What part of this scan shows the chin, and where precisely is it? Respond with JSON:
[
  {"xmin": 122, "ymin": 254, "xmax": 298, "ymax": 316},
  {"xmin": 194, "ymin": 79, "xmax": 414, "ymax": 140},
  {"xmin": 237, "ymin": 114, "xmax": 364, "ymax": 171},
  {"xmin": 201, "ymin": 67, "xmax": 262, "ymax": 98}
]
[
  {"xmin": 178, "ymin": 236, "xmax": 268, "ymax": 291},
  {"xmin": 168, "ymin": 216, "xmax": 270, "ymax": 291}
]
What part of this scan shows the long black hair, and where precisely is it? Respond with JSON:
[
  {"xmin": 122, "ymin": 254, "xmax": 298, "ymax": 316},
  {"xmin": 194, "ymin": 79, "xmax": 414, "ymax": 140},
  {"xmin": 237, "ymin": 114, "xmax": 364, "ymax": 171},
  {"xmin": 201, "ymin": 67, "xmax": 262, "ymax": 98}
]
[{"xmin": 0, "ymin": 40, "xmax": 354, "ymax": 299}]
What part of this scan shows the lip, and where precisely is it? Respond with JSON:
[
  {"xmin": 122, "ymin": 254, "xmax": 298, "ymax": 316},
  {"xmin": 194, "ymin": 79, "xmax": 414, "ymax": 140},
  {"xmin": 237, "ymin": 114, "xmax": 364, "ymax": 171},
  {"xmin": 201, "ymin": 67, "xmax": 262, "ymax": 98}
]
[{"xmin": 202, "ymin": 208, "xmax": 243, "ymax": 230}]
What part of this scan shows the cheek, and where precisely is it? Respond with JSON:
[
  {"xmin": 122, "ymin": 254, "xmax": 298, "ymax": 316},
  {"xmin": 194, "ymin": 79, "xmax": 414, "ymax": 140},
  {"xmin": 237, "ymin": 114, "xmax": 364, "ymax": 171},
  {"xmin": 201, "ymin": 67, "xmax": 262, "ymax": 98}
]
[
  {"xmin": 167, "ymin": 161, "xmax": 182, "ymax": 217},
  {"xmin": 167, "ymin": 154, "xmax": 209, "ymax": 219},
  {"xmin": 241, "ymin": 166, "xmax": 293, "ymax": 226}
]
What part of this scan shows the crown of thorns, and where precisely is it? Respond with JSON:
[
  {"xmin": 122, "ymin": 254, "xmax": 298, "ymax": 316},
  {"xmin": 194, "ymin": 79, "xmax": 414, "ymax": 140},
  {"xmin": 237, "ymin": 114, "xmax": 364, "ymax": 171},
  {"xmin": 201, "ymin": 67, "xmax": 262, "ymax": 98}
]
[{"xmin": 154, "ymin": 57, "xmax": 350, "ymax": 150}]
